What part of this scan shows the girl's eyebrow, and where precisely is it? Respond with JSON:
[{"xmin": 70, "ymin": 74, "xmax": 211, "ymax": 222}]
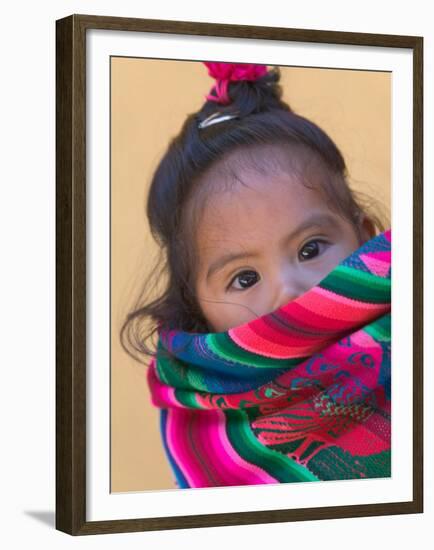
[
  {"xmin": 206, "ymin": 251, "xmax": 256, "ymax": 281},
  {"xmin": 206, "ymin": 212, "xmax": 340, "ymax": 281},
  {"xmin": 282, "ymin": 212, "xmax": 340, "ymax": 245}
]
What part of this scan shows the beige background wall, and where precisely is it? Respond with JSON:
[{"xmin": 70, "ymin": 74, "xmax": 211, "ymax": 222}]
[{"xmin": 111, "ymin": 59, "xmax": 391, "ymax": 492}]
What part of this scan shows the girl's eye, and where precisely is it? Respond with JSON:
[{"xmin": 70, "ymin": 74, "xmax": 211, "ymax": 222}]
[
  {"xmin": 298, "ymin": 239, "xmax": 327, "ymax": 261},
  {"xmin": 229, "ymin": 270, "xmax": 260, "ymax": 291}
]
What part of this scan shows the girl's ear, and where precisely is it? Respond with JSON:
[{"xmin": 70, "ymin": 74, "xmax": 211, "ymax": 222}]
[{"xmin": 359, "ymin": 215, "xmax": 377, "ymax": 242}]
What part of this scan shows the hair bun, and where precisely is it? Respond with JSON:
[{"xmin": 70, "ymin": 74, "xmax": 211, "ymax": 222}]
[
  {"xmin": 204, "ymin": 62, "xmax": 268, "ymax": 105},
  {"xmin": 202, "ymin": 62, "xmax": 290, "ymax": 118}
]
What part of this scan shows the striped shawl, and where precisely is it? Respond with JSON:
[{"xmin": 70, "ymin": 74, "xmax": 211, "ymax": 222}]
[{"xmin": 147, "ymin": 229, "xmax": 392, "ymax": 488}]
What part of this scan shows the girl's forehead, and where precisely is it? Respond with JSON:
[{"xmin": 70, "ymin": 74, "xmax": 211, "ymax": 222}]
[
  {"xmin": 185, "ymin": 144, "xmax": 341, "ymax": 260},
  {"xmin": 193, "ymin": 145, "xmax": 328, "ymax": 214},
  {"xmin": 197, "ymin": 171, "xmax": 334, "ymax": 241},
  {"xmin": 198, "ymin": 142, "xmax": 321, "ymax": 189},
  {"xmin": 202, "ymin": 170, "xmax": 325, "ymax": 217}
]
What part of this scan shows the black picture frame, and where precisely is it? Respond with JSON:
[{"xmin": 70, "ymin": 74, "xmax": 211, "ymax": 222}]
[{"xmin": 56, "ymin": 13, "xmax": 423, "ymax": 536}]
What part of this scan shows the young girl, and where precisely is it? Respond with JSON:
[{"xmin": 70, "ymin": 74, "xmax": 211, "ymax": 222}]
[{"xmin": 120, "ymin": 62, "xmax": 391, "ymax": 489}]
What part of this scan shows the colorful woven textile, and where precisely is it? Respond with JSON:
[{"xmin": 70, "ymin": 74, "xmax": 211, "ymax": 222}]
[{"xmin": 147, "ymin": 230, "xmax": 392, "ymax": 488}]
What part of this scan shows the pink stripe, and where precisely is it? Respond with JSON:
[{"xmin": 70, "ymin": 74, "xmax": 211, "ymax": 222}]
[
  {"xmin": 230, "ymin": 326, "xmax": 330, "ymax": 358},
  {"xmin": 242, "ymin": 322, "xmax": 327, "ymax": 347},
  {"xmin": 165, "ymin": 409, "xmax": 199, "ymax": 487},
  {"xmin": 196, "ymin": 411, "xmax": 240, "ymax": 486},
  {"xmin": 147, "ymin": 363, "xmax": 186, "ymax": 408},
  {"xmin": 297, "ymin": 287, "xmax": 389, "ymax": 321},
  {"xmin": 270, "ymin": 306, "xmax": 350, "ymax": 334},
  {"xmin": 229, "ymin": 290, "xmax": 389, "ymax": 359},
  {"xmin": 166, "ymin": 409, "xmax": 206, "ymax": 487},
  {"xmin": 350, "ymin": 330, "xmax": 377, "ymax": 348},
  {"xmin": 215, "ymin": 410, "xmax": 278, "ymax": 484},
  {"xmin": 167, "ymin": 408, "xmax": 280, "ymax": 487},
  {"xmin": 278, "ymin": 301, "xmax": 369, "ymax": 331}
]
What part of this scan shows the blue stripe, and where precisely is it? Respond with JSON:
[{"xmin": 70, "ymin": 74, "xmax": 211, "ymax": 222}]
[{"xmin": 159, "ymin": 409, "xmax": 190, "ymax": 489}]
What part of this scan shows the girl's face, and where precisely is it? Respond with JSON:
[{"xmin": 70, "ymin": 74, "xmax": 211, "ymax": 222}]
[{"xmin": 194, "ymin": 164, "xmax": 374, "ymax": 333}]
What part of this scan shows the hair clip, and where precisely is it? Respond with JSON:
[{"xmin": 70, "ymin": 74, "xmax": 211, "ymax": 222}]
[{"xmin": 198, "ymin": 111, "xmax": 239, "ymax": 129}]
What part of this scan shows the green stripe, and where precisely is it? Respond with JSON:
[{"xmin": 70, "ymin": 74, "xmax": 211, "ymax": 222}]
[
  {"xmin": 157, "ymin": 353, "xmax": 207, "ymax": 391},
  {"xmin": 207, "ymin": 332, "xmax": 301, "ymax": 369},
  {"xmin": 156, "ymin": 339, "xmax": 216, "ymax": 391},
  {"xmin": 156, "ymin": 353, "xmax": 186, "ymax": 387},
  {"xmin": 225, "ymin": 409, "xmax": 319, "ymax": 483},
  {"xmin": 364, "ymin": 313, "xmax": 391, "ymax": 342},
  {"xmin": 321, "ymin": 265, "xmax": 390, "ymax": 303},
  {"xmin": 173, "ymin": 388, "xmax": 202, "ymax": 408},
  {"xmin": 307, "ymin": 446, "xmax": 391, "ymax": 480}
]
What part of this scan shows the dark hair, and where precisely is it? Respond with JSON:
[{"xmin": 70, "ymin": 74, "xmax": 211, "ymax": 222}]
[{"xmin": 119, "ymin": 66, "xmax": 387, "ymax": 363}]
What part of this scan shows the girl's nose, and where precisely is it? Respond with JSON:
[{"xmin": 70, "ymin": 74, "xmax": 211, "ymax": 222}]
[{"xmin": 271, "ymin": 277, "xmax": 304, "ymax": 311}]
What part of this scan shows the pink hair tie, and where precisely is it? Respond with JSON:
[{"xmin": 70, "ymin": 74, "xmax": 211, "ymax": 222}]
[{"xmin": 203, "ymin": 62, "xmax": 268, "ymax": 105}]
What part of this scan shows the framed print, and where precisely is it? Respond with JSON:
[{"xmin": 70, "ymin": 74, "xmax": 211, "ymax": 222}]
[{"xmin": 55, "ymin": 14, "xmax": 423, "ymax": 535}]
